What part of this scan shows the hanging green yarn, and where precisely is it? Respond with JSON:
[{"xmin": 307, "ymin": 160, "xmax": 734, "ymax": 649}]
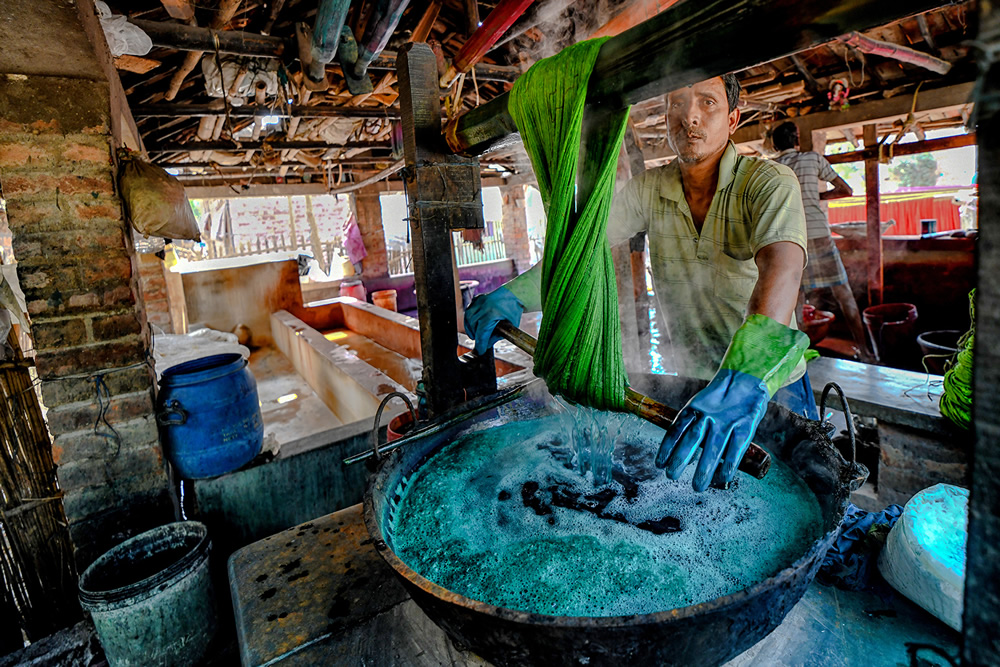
[
  {"xmin": 940, "ymin": 289, "xmax": 975, "ymax": 429},
  {"xmin": 508, "ymin": 38, "xmax": 630, "ymax": 411}
]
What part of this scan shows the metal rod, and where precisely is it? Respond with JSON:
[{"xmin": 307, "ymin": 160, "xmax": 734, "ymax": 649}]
[
  {"xmin": 494, "ymin": 321, "xmax": 771, "ymax": 480},
  {"xmin": 445, "ymin": 0, "xmax": 947, "ymax": 155}
]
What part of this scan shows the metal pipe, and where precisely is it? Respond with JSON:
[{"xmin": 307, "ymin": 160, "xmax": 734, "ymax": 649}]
[
  {"xmin": 493, "ymin": 321, "xmax": 771, "ymax": 480},
  {"xmin": 306, "ymin": 0, "xmax": 353, "ymax": 82},
  {"xmin": 351, "ymin": 0, "xmax": 412, "ymax": 80},
  {"xmin": 439, "ymin": 0, "xmax": 536, "ymax": 88},
  {"xmin": 837, "ymin": 31, "xmax": 951, "ymax": 75},
  {"xmin": 445, "ymin": 0, "xmax": 947, "ymax": 155}
]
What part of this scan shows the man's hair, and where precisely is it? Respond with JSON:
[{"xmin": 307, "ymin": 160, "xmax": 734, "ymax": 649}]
[
  {"xmin": 772, "ymin": 121, "xmax": 800, "ymax": 151},
  {"xmin": 722, "ymin": 73, "xmax": 741, "ymax": 113}
]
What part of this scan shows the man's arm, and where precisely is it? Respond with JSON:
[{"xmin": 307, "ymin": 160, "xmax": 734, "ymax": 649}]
[
  {"xmin": 820, "ymin": 175, "xmax": 853, "ymax": 200},
  {"xmin": 748, "ymin": 241, "xmax": 806, "ymax": 327}
]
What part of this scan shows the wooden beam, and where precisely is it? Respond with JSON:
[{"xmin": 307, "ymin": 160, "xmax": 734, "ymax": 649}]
[
  {"xmin": 130, "ymin": 18, "xmax": 290, "ymax": 58},
  {"xmin": 730, "ymin": 82, "xmax": 975, "ymax": 144},
  {"xmin": 965, "ymin": 2, "xmax": 1000, "ymax": 661},
  {"xmin": 113, "ymin": 55, "xmax": 161, "ymax": 74},
  {"xmin": 826, "ymin": 132, "xmax": 977, "ymax": 164},
  {"xmin": 128, "ymin": 21, "xmax": 520, "ymax": 82},
  {"xmin": 159, "ymin": 0, "xmax": 195, "ymax": 20},
  {"xmin": 131, "ymin": 103, "xmax": 401, "ymax": 119},
  {"xmin": 863, "ymin": 124, "xmax": 883, "ymax": 307},
  {"xmin": 148, "ymin": 140, "xmax": 391, "ymax": 153},
  {"xmin": 448, "ymin": 0, "xmax": 950, "ymax": 154}
]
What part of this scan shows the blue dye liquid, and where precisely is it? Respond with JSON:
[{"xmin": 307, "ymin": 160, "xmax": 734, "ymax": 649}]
[{"xmin": 391, "ymin": 414, "xmax": 823, "ymax": 617}]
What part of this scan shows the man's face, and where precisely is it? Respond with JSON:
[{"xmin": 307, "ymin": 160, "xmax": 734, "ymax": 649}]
[{"xmin": 666, "ymin": 77, "xmax": 740, "ymax": 164}]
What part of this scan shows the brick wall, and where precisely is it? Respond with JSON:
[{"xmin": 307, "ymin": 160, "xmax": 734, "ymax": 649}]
[
  {"xmin": 0, "ymin": 75, "xmax": 173, "ymax": 568},
  {"xmin": 137, "ymin": 253, "xmax": 173, "ymax": 334},
  {"xmin": 353, "ymin": 187, "xmax": 390, "ymax": 281},
  {"xmin": 500, "ymin": 185, "xmax": 532, "ymax": 274},
  {"xmin": 211, "ymin": 194, "xmax": 352, "ymax": 246}
]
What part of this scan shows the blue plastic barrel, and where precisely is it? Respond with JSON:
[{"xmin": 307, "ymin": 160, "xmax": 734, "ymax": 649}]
[{"xmin": 157, "ymin": 353, "xmax": 263, "ymax": 479}]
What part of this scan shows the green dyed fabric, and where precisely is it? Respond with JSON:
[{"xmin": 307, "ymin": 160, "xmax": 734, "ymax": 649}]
[
  {"xmin": 508, "ymin": 38, "xmax": 630, "ymax": 410},
  {"xmin": 719, "ymin": 314, "xmax": 810, "ymax": 397}
]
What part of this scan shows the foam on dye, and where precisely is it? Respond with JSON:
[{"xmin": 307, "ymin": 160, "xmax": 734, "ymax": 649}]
[{"xmin": 391, "ymin": 414, "xmax": 823, "ymax": 617}]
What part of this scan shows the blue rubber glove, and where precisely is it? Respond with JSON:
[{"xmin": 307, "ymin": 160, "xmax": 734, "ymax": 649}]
[
  {"xmin": 464, "ymin": 286, "xmax": 525, "ymax": 356},
  {"xmin": 655, "ymin": 314, "xmax": 809, "ymax": 491}
]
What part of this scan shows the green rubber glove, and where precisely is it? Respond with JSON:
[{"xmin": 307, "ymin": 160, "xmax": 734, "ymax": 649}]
[{"xmin": 655, "ymin": 314, "xmax": 810, "ymax": 491}]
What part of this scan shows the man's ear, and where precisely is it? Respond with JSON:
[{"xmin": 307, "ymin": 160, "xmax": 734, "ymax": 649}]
[{"xmin": 728, "ymin": 107, "xmax": 741, "ymax": 135}]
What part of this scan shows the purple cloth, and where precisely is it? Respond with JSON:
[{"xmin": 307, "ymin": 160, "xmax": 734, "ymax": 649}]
[{"xmin": 343, "ymin": 214, "xmax": 368, "ymax": 265}]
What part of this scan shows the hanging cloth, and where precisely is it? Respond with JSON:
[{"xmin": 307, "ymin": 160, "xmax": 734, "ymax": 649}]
[{"xmin": 508, "ymin": 38, "xmax": 630, "ymax": 410}]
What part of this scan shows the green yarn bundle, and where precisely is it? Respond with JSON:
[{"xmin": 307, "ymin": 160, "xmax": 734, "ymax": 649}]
[
  {"xmin": 508, "ymin": 38, "xmax": 630, "ymax": 410},
  {"xmin": 940, "ymin": 289, "xmax": 974, "ymax": 429}
]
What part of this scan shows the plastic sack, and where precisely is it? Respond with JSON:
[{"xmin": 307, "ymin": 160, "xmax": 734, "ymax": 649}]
[
  {"xmin": 119, "ymin": 155, "xmax": 201, "ymax": 241},
  {"xmin": 96, "ymin": 1, "xmax": 152, "ymax": 57},
  {"xmin": 201, "ymin": 56, "xmax": 280, "ymax": 106},
  {"xmin": 153, "ymin": 328, "xmax": 250, "ymax": 379},
  {"xmin": 878, "ymin": 483, "xmax": 968, "ymax": 631}
]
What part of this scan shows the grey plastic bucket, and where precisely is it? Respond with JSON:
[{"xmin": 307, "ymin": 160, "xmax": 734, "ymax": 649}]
[{"xmin": 78, "ymin": 521, "xmax": 217, "ymax": 666}]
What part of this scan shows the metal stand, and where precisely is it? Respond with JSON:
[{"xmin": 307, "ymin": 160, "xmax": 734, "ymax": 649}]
[{"xmin": 396, "ymin": 43, "xmax": 496, "ymax": 417}]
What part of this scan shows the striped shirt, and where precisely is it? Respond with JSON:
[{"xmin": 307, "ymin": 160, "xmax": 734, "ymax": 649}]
[{"xmin": 773, "ymin": 149, "xmax": 841, "ymax": 240}]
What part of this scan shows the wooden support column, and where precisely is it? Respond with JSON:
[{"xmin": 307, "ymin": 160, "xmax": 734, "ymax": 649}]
[
  {"xmin": 863, "ymin": 124, "xmax": 883, "ymax": 306},
  {"xmin": 965, "ymin": 2, "xmax": 1000, "ymax": 661},
  {"xmin": 397, "ymin": 42, "xmax": 491, "ymax": 416}
]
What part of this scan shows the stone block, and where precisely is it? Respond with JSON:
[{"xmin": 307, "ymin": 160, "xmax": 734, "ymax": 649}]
[
  {"xmin": 51, "ymin": 414, "xmax": 159, "ymax": 464},
  {"xmin": 31, "ymin": 317, "xmax": 88, "ymax": 350},
  {"xmin": 91, "ymin": 312, "xmax": 142, "ymax": 341},
  {"xmin": 34, "ymin": 337, "xmax": 147, "ymax": 379},
  {"xmin": 41, "ymin": 364, "xmax": 152, "ymax": 407},
  {"xmin": 45, "ymin": 389, "xmax": 154, "ymax": 434},
  {"xmin": 56, "ymin": 445, "xmax": 165, "ymax": 493},
  {"xmin": 67, "ymin": 487, "xmax": 174, "ymax": 570}
]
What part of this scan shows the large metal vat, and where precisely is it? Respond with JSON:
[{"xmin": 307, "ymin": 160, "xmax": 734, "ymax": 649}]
[{"xmin": 364, "ymin": 375, "xmax": 866, "ymax": 667}]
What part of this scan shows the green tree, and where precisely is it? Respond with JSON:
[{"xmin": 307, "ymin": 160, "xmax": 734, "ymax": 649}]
[{"xmin": 888, "ymin": 153, "xmax": 940, "ymax": 187}]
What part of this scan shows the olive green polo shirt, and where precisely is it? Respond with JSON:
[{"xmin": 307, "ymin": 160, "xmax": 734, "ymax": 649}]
[{"xmin": 507, "ymin": 142, "xmax": 808, "ymax": 384}]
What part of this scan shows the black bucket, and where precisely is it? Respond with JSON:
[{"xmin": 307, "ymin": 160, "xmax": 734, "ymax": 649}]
[{"xmin": 78, "ymin": 522, "xmax": 216, "ymax": 666}]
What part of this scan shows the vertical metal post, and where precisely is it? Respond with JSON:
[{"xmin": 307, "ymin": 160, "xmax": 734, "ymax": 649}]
[
  {"xmin": 396, "ymin": 42, "xmax": 490, "ymax": 417},
  {"xmin": 964, "ymin": 4, "xmax": 1000, "ymax": 661},
  {"xmin": 863, "ymin": 124, "xmax": 883, "ymax": 306}
]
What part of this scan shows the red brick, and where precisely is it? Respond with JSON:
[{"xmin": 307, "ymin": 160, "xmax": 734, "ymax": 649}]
[
  {"xmin": 63, "ymin": 143, "xmax": 110, "ymax": 164},
  {"xmin": 67, "ymin": 293, "xmax": 100, "ymax": 309},
  {"xmin": 91, "ymin": 312, "xmax": 142, "ymax": 341},
  {"xmin": 34, "ymin": 338, "xmax": 146, "ymax": 379},
  {"xmin": 103, "ymin": 285, "xmax": 136, "ymax": 308},
  {"xmin": 78, "ymin": 255, "xmax": 133, "ymax": 285},
  {"xmin": 73, "ymin": 201, "xmax": 124, "ymax": 222},
  {"xmin": 0, "ymin": 143, "xmax": 48, "ymax": 167},
  {"xmin": 45, "ymin": 389, "xmax": 154, "ymax": 434},
  {"xmin": 31, "ymin": 318, "xmax": 87, "ymax": 350},
  {"xmin": 56, "ymin": 174, "xmax": 114, "ymax": 197}
]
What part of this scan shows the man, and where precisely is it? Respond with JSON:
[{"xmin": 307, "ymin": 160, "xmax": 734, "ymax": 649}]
[
  {"xmin": 467, "ymin": 74, "xmax": 814, "ymax": 491},
  {"xmin": 771, "ymin": 121, "xmax": 873, "ymax": 362}
]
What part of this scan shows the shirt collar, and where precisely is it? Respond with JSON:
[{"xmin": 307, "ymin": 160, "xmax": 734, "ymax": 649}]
[
  {"xmin": 775, "ymin": 148, "xmax": 798, "ymax": 158},
  {"xmin": 659, "ymin": 141, "xmax": 740, "ymax": 202}
]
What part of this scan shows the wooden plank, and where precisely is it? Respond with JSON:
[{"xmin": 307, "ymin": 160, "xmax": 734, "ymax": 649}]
[
  {"xmin": 113, "ymin": 55, "xmax": 161, "ymax": 74},
  {"xmin": 159, "ymin": 0, "xmax": 194, "ymax": 20},
  {"xmin": 863, "ymin": 124, "xmax": 883, "ymax": 306}
]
